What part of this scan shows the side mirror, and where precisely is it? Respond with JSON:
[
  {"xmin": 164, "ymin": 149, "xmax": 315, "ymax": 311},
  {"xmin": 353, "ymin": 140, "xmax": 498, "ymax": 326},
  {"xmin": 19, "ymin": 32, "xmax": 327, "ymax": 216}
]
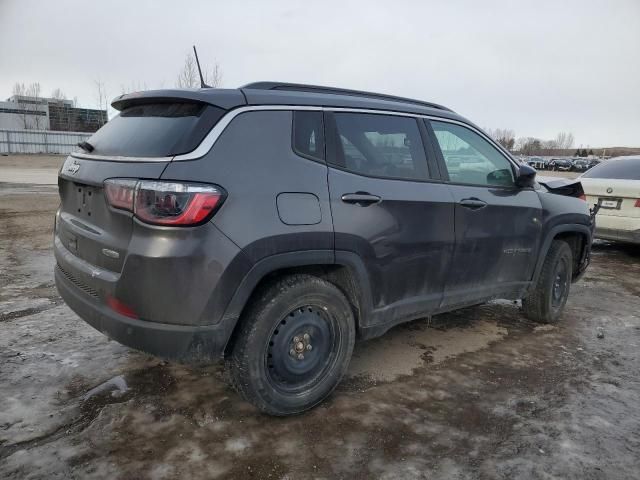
[
  {"xmin": 487, "ymin": 169, "xmax": 514, "ymax": 187},
  {"xmin": 515, "ymin": 164, "xmax": 537, "ymax": 188}
]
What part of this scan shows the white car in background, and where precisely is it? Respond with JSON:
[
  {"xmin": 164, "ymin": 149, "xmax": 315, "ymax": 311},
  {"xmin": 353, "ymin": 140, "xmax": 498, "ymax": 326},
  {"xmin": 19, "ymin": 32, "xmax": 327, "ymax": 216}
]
[{"xmin": 580, "ymin": 156, "xmax": 640, "ymax": 244}]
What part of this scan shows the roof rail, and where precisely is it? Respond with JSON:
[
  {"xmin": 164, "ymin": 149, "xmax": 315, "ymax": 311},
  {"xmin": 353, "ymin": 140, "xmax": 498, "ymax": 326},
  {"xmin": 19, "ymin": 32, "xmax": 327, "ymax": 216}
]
[{"xmin": 241, "ymin": 81, "xmax": 453, "ymax": 112}]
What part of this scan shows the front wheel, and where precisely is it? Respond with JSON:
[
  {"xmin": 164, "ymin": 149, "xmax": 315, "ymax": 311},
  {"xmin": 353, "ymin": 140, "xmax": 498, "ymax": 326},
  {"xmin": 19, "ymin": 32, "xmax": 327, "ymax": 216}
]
[
  {"xmin": 523, "ymin": 240, "xmax": 573, "ymax": 323},
  {"xmin": 227, "ymin": 274, "xmax": 355, "ymax": 416}
]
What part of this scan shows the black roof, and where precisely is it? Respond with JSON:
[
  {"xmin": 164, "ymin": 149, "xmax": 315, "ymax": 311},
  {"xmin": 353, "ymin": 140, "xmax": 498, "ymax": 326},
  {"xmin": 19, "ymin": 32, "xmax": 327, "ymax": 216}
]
[{"xmin": 111, "ymin": 82, "xmax": 464, "ymax": 123}]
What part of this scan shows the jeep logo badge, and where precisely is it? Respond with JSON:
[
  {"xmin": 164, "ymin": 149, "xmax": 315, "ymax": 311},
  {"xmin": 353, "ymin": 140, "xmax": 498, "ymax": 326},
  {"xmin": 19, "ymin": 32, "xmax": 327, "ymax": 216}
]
[{"xmin": 66, "ymin": 160, "xmax": 80, "ymax": 175}]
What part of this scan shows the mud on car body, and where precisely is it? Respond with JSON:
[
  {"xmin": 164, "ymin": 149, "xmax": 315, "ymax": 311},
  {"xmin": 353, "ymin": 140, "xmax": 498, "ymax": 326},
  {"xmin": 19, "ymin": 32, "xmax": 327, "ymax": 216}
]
[{"xmin": 54, "ymin": 82, "xmax": 594, "ymax": 415}]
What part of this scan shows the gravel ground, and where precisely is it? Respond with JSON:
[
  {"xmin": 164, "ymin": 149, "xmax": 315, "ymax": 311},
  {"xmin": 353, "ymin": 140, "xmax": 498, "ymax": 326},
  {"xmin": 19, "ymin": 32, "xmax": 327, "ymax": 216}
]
[
  {"xmin": 1, "ymin": 159, "xmax": 639, "ymax": 479},
  {"xmin": 0, "ymin": 155, "xmax": 63, "ymax": 185}
]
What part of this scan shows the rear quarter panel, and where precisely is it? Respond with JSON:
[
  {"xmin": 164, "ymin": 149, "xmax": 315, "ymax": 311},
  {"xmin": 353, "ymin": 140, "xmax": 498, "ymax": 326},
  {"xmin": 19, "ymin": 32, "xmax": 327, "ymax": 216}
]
[{"xmin": 161, "ymin": 110, "xmax": 334, "ymax": 263}]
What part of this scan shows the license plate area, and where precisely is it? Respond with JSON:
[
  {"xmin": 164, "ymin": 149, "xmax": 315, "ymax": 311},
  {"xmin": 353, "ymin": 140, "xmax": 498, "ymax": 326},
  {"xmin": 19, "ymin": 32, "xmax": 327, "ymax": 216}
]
[
  {"xmin": 598, "ymin": 198, "xmax": 622, "ymax": 210},
  {"xmin": 74, "ymin": 183, "xmax": 96, "ymax": 218}
]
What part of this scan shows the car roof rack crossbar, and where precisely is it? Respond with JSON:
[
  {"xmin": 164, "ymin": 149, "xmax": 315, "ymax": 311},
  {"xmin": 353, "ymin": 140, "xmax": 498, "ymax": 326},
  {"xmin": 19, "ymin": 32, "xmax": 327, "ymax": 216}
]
[{"xmin": 242, "ymin": 81, "xmax": 453, "ymax": 112}]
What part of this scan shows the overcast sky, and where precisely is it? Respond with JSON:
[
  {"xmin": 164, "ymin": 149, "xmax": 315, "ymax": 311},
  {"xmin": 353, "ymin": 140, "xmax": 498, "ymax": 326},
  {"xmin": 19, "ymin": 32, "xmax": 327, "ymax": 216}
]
[{"xmin": 1, "ymin": 0, "xmax": 638, "ymax": 147}]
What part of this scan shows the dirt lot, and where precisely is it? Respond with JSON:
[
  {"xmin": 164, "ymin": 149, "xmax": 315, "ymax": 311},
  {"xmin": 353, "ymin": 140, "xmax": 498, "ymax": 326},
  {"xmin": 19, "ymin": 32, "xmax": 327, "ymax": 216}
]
[
  {"xmin": 1, "ymin": 158, "xmax": 639, "ymax": 479},
  {"xmin": 0, "ymin": 155, "xmax": 63, "ymax": 184}
]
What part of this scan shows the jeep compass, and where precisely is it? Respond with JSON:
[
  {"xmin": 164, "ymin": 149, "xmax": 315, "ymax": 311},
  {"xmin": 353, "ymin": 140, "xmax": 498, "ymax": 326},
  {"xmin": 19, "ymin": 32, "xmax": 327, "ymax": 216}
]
[{"xmin": 55, "ymin": 82, "xmax": 593, "ymax": 415}]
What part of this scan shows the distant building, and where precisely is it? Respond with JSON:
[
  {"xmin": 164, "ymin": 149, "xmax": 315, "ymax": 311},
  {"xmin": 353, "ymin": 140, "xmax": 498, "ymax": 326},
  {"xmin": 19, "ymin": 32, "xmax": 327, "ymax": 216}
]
[
  {"xmin": 0, "ymin": 94, "xmax": 107, "ymax": 132},
  {"xmin": 0, "ymin": 95, "xmax": 49, "ymax": 130}
]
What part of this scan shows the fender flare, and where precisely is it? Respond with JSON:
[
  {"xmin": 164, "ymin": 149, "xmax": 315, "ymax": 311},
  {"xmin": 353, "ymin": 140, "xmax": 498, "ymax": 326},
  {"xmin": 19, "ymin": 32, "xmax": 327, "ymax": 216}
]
[
  {"xmin": 531, "ymin": 223, "xmax": 592, "ymax": 286},
  {"xmin": 218, "ymin": 250, "xmax": 374, "ymax": 345}
]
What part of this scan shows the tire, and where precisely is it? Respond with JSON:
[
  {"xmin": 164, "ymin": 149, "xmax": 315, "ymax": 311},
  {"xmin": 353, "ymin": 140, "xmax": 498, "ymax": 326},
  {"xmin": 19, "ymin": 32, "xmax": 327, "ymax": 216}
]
[
  {"xmin": 226, "ymin": 274, "xmax": 355, "ymax": 416},
  {"xmin": 523, "ymin": 240, "xmax": 573, "ymax": 323}
]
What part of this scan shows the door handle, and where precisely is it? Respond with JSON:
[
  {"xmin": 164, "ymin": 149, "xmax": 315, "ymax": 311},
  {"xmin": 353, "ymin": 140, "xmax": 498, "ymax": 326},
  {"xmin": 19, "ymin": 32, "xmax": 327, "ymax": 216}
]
[
  {"xmin": 459, "ymin": 197, "xmax": 487, "ymax": 210},
  {"xmin": 341, "ymin": 192, "xmax": 382, "ymax": 206}
]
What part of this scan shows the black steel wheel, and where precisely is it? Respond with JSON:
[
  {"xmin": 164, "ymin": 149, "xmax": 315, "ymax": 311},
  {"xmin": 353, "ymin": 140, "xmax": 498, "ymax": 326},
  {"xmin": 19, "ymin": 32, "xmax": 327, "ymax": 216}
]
[
  {"xmin": 266, "ymin": 305, "xmax": 338, "ymax": 394},
  {"xmin": 227, "ymin": 274, "xmax": 355, "ymax": 416},
  {"xmin": 550, "ymin": 255, "xmax": 570, "ymax": 313},
  {"xmin": 523, "ymin": 240, "xmax": 573, "ymax": 323}
]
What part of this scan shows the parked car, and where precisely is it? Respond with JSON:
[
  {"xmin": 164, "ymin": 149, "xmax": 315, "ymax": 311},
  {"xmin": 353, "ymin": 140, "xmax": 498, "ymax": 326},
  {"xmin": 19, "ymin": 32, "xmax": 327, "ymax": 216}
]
[
  {"xmin": 587, "ymin": 158, "xmax": 601, "ymax": 169},
  {"xmin": 572, "ymin": 158, "xmax": 590, "ymax": 172},
  {"xmin": 580, "ymin": 156, "xmax": 640, "ymax": 244},
  {"xmin": 527, "ymin": 157, "xmax": 546, "ymax": 170},
  {"xmin": 54, "ymin": 82, "xmax": 594, "ymax": 415},
  {"xmin": 548, "ymin": 158, "xmax": 573, "ymax": 171}
]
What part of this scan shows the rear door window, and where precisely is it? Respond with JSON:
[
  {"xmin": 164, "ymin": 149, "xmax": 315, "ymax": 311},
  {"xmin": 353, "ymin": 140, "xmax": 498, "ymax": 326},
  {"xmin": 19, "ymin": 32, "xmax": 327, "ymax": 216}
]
[
  {"xmin": 330, "ymin": 113, "xmax": 429, "ymax": 181},
  {"xmin": 292, "ymin": 111, "xmax": 324, "ymax": 161},
  {"xmin": 86, "ymin": 102, "xmax": 225, "ymax": 158}
]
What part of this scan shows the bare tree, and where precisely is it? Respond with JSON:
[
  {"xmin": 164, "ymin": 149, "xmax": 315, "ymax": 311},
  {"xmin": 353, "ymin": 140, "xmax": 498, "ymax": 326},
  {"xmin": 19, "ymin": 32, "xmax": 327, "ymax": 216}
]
[
  {"xmin": 12, "ymin": 82, "xmax": 25, "ymax": 97},
  {"xmin": 515, "ymin": 131, "xmax": 576, "ymax": 156},
  {"xmin": 486, "ymin": 128, "xmax": 516, "ymax": 151},
  {"xmin": 516, "ymin": 137, "xmax": 543, "ymax": 156},
  {"xmin": 94, "ymin": 80, "xmax": 110, "ymax": 123},
  {"xmin": 176, "ymin": 52, "xmax": 223, "ymax": 88},
  {"xmin": 26, "ymin": 82, "xmax": 44, "ymax": 130},
  {"xmin": 554, "ymin": 131, "xmax": 575, "ymax": 150},
  {"xmin": 12, "ymin": 82, "xmax": 45, "ymax": 129},
  {"xmin": 12, "ymin": 82, "xmax": 29, "ymax": 129},
  {"xmin": 95, "ymin": 80, "xmax": 107, "ymax": 111},
  {"xmin": 565, "ymin": 132, "xmax": 574, "ymax": 149},
  {"xmin": 176, "ymin": 53, "xmax": 199, "ymax": 88},
  {"xmin": 208, "ymin": 62, "xmax": 222, "ymax": 88},
  {"xmin": 542, "ymin": 139, "xmax": 558, "ymax": 156},
  {"xmin": 51, "ymin": 88, "xmax": 67, "ymax": 101}
]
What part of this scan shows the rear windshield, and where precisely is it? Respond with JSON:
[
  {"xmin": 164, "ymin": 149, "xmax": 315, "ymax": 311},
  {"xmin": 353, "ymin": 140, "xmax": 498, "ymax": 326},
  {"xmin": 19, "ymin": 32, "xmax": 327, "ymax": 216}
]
[
  {"xmin": 581, "ymin": 158, "xmax": 640, "ymax": 180},
  {"xmin": 86, "ymin": 102, "xmax": 225, "ymax": 157}
]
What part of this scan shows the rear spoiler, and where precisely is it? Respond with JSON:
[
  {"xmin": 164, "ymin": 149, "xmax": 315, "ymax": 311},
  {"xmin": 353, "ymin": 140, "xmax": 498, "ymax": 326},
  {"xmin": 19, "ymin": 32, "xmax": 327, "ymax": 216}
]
[{"xmin": 111, "ymin": 89, "xmax": 246, "ymax": 111}]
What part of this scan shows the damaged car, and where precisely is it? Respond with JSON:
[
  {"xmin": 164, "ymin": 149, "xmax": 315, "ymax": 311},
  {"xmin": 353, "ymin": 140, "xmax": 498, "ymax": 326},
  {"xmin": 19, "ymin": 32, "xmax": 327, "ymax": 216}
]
[{"xmin": 54, "ymin": 82, "xmax": 594, "ymax": 415}]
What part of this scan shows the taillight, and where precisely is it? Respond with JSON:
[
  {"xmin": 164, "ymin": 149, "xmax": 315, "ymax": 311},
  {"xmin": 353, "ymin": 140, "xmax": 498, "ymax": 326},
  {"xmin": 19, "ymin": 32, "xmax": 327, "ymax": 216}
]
[
  {"xmin": 104, "ymin": 179, "xmax": 137, "ymax": 210},
  {"xmin": 635, "ymin": 199, "xmax": 640, "ymax": 208},
  {"xmin": 103, "ymin": 179, "xmax": 225, "ymax": 226},
  {"xmin": 135, "ymin": 181, "xmax": 223, "ymax": 225},
  {"xmin": 578, "ymin": 193, "xmax": 587, "ymax": 201}
]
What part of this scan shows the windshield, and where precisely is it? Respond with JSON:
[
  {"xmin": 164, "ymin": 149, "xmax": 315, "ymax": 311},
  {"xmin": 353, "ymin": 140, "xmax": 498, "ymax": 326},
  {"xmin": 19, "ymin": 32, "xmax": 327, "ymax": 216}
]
[
  {"xmin": 581, "ymin": 158, "xmax": 640, "ymax": 180},
  {"xmin": 86, "ymin": 102, "xmax": 225, "ymax": 157}
]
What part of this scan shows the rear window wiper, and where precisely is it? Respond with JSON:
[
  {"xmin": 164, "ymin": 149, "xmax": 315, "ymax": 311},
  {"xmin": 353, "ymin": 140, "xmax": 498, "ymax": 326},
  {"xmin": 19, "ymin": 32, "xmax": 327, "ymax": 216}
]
[{"xmin": 77, "ymin": 141, "xmax": 94, "ymax": 153}]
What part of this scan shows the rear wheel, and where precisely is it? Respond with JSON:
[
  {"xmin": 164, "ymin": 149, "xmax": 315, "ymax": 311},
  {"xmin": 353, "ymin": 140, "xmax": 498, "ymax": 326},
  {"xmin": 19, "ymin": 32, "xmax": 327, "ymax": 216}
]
[
  {"xmin": 227, "ymin": 274, "xmax": 355, "ymax": 416},
  {"xmin": 523, "ymin": 240, "xmax": 573, "ymax": 323}
]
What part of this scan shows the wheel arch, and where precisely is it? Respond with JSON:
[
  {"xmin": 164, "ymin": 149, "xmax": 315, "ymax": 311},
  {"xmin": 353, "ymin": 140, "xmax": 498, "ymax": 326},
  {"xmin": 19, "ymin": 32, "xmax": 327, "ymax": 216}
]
[
  {"xmin": 531, "ymin": 224, "xmax": 592, "ymax": 287},
  {"xmin": 221, "ymin": 250, "xmax": 372, "ymax": 356}
]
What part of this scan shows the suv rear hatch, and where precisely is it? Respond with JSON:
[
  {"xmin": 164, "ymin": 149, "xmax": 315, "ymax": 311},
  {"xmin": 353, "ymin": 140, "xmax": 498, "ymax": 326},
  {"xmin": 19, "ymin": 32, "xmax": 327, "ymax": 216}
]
[
  {"xmin": 56, "ymin": 96, "xmax": 233, "ymax": 273},
  {"xmin": 58, "ymin": 158, "xmax": 167, "ymax": 273}
]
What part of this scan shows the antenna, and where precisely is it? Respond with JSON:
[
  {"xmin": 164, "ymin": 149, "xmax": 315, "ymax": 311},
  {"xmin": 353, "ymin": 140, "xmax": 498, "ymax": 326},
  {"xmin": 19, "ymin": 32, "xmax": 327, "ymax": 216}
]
[{"xmin": 192, "ymin": 45, "xmax": 210, "ymax": 88}]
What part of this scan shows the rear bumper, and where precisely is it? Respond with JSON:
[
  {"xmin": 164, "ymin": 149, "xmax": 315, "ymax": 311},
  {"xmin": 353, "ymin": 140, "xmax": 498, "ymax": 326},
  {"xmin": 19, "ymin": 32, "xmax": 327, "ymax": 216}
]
[
  {"xmin": 55, "ymin": 265, "xmax": 233, "ymax": 362},
  {"xmin": 595, "ymin": 227, "xmax": 640, "ymax": 244},
  {"xmin": 594, "ymin": 214, "xmax": 640, "ymax": 244}
]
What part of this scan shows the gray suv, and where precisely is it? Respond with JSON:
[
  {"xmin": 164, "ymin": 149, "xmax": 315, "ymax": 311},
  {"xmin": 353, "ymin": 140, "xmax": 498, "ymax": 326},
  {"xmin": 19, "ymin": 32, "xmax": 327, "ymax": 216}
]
[{"xmin": 55, "ymin": 82, "xmax": 593, "ymax": 415}]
